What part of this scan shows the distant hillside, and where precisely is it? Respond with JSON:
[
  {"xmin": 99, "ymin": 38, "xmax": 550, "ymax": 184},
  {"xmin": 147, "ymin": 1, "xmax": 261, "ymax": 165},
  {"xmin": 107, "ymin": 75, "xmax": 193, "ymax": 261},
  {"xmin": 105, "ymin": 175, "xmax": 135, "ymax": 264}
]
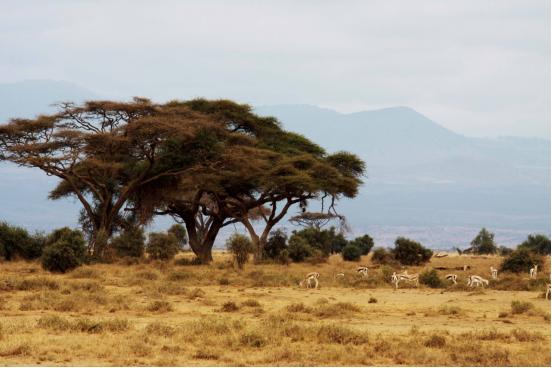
[{"xmin": 0, "ymin": 81, "xmax": 549, "ymax": 248}]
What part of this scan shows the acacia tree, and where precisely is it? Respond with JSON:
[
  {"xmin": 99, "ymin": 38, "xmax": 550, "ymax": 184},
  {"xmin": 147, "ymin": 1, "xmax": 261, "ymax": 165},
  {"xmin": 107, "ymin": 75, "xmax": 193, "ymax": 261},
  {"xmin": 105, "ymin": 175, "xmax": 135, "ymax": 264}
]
[{"xmin": 0, "ymin": 98, "xmax": 238, "ymax": 257}]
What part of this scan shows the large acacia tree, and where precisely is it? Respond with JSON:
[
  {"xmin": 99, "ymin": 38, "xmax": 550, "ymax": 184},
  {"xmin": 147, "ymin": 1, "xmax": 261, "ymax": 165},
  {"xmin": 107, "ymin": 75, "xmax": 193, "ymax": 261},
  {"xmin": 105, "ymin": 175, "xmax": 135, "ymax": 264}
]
[
  {"xmin": 135, "ymin": 99, "xmax": 365, "ymax": 262},
  {"xmin": 0, "ymin": 98, "xmax": 248, "ymax": 257}
]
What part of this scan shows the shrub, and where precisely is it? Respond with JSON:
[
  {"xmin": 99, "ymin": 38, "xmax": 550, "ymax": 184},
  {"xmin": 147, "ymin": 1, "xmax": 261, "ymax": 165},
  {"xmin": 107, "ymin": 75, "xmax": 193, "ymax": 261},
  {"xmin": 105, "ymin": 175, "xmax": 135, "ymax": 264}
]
[
  {"xmin": 341, "ymin": 243, "xmax": 362, "ymax": 261},
  {"xmin": 371, "ymin": 247, "xmax": 395, "ymax": 265},
  {"xmin": 146, "ymin": 232, "xmax": 180, "ymax": 260},
  {"xmin": 349, "ymin": 234, "xmax": 374, "ymax": 255},
  {"xmin": 226, "ymin": 233, "xmax": 253, "ymax": 270},
  {"xmin": 276, "ymin": 249, "xmax": 291, "ymax": 265},
  {"xmin": 41, "ymin": 228, "xmax": 86, "ymax": 273},
  {"xmin": 0, "ymin": 222, "xmax": 45, "ymax": 261},
  {"xmin": 500, "ymin": 248, "xmax": 543, "ymax": 273},
  {"xmin": 263, "ymin": 229, "xmax": 288, "ymax": 260},
  {"xmin": 368, "ymin": 297, "xmax": 378, "ymax": 304},
  {"xmin": 470, "ymin": 228, "xmax": 498, "ymax": 254},
  {"xmin": 290, "ymin": 226, "xmax": 343, "ymax": 256},
  {"xmin": 110, "ymin": 226, "xmax": 145, "ymax": 258},
  {"xmin": 420, "ymin": 269, "xmax": 443, "ymax": 288},
  {"xmin": 424, "ymin": 334, "xmax": 446, "ymax": 348},
  {"xmin": 220, "ymin": 301, "xmax": 240, "ymax": 312},
  {"xmin": 393, "ymin": 237, "xmax": 433, "ymax": 265},
  {"xmin": 167, "ymin": 224, "xmax": 188, "ymax": 249},
  {"xmin": 518, "ymin": 234, "xmax": 551, "ymax": 255},
  {"xmin": 146, "ymin": 300, "xmax": 173, "ymax": 312},
  {"xmin": 510, "ymin": 300, "xmax": 533, "ymax": 314},
  {"xmin": 287, "ymin": 235, "xmax": 314, "ymax": 262},
  {"xmin": 330, "ymin": 232, "xmax": 348, "ymax": 254},
  {"xmin": 498, "ymin": 246, "xmax": 514, "ymax": 256}
]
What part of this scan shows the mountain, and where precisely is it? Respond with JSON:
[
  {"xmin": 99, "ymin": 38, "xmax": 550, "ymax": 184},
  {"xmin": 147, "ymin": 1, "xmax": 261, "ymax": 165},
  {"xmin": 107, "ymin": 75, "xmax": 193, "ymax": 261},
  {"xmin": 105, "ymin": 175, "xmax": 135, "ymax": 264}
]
[{"xmin": 0, "ymin": 81, "xmax": 549, "ymax": 248}]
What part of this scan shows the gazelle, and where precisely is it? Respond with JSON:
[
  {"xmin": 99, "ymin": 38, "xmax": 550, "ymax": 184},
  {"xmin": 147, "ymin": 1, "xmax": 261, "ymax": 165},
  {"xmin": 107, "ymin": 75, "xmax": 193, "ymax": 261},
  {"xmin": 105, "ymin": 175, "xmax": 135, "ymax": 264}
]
[
  {"xmin": 530, "ymin": 265, "xmax": 538, "ymax": 279},
  {"xmin": 299, "ymin": 272, "xmax": 320, "ymax": 289},
  {"xmin": 546, "ymin": 283, "xmax": 550, "ymax": 300},
  {"xmin": 391, "ymin": 271, "xmax": 419, "ymax": 289},
  {"xmin": 356, "ymin": 267, "xmax": 369, "ymax": 277},
  {"xmin": 490, "ymin": 266, "xmax": 498, "ymax": 280},
  {"xmin": 467, "ymin": 275, "xmax": 489, "ymax": 287},
  {"xmin": 445, "ymin": 274, "xmax": 457, "ymax": 284}
]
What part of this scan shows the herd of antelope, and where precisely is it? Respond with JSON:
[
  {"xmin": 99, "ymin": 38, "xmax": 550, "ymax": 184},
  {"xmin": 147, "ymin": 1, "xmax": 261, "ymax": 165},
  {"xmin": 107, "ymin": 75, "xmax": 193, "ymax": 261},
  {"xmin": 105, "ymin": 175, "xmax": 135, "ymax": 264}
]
[{"xmin": 299, "ymin": 264, "xmax": 551, "ymax": 300}]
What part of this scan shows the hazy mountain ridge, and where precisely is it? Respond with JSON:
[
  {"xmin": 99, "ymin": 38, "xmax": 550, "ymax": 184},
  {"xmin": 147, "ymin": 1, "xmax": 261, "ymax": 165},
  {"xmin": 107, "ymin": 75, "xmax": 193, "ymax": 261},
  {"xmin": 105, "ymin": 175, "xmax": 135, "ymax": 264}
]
[{"xmin": 0, "ymin": 80, "xmax": 549, "ymax": 248}]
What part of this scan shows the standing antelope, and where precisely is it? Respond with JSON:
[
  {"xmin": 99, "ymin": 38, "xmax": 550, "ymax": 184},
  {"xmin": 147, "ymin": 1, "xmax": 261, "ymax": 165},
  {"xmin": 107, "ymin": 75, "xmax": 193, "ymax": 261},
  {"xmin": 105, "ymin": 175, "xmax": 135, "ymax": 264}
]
[
  {"xmin": 300, "ymin": 272, "xmax": 320, "ymax": 289},
  {"xmin": 530, "ymin": 265, "xmax": 538, "ymax": 279},
  {"xmin": 445, "ymin": 274, "xmax": 457, "ymax": 284},
  {"xmin": 467, "ymin": 275, "xmax": 489, "ymax": 287},
  {"xmin": 356, "ymin": 267, "xmax": 369, "ymax": 277},
  {"xmin": 490, "ymin": 266, "xmax": 498, "ymax": 280},
  {"xmin": 391, "ymin": 272, "xmax": 419, "ymax": 289},
  {"xmin": 546, "ymin": 283, "xmax": 551, "ymax": 300}
]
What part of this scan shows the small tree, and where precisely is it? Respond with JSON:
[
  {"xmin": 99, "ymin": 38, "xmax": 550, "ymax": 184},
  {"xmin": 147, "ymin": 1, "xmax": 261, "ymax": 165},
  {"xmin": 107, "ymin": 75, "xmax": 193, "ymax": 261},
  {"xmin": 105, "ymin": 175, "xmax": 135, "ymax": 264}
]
[
  {"xmin": 470, "ymin": 228, "xmax": 498, "ymax": 254},
  {"xmin": 226, "ymin": 233, "xmax": 253, "ymax": 270},
  {"xmin": 518, "ymin": 234, "xmax": 551, "ymax": 255},
  {"xmin": 0, "ymin": 222, "xmax": 45, "ymax": 261},
  {"xmin": 341, "ymin": 243, "xmax": 362, "ymax": 261},
  {"xmin": 111, "ymin": 226, "xmax": 146, "ymax": 258},
  {"xmin": 41, "ymin": 227, "xmax": 86, "ymax": 273},
  {"xmin": 420, "ymin": 269, "xmax": 443, "ymax": 288},
  {"xmin": 500, "ymin": 248, "xmax": 543, "ymax": 273},
  {"xmin": 371, "ymin": 247, "xmax": 395, "ymax": 265},
  {"xmin": 393, "ymin": 237, "xmax": 433, "ymax": 266},
  {"xmin": 498, "ymin": 246, "xmax": 514, "ymax": 256},
  {"xmin": 263, "ymin": 229, "xmax": 288, "ymax": 260},
  {"xmin": 287, "ymin": 236, "xmax": 313, "ymax": 262},
  {"xmin": 349, "ymin": 234, "xmax": 374, "ymax": 255},
  {"xmin": 168, "ymin": 224, "xmax": 188, "ymax": 250},
  {"xmin": 147, "ymin": 232, "xmax": 180, "ymax": 261}
]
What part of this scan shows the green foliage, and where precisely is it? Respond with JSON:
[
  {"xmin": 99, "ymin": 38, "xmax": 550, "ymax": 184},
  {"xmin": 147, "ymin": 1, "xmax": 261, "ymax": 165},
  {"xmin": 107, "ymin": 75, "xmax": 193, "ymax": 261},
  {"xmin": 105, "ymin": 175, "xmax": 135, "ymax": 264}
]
[
  {"xmin": 500, "ymin": 248, "xmax": 543, "ymax": 273},
  {"xmin": 420, "ymin": 269, "xmax": 443, "ymax": 288},
  {"xmin": 226, "ymin": 233, "xmax": 253, "ymax": 270},
  {"xmin": 287, "ymin": 236, "xmax": 314, "ymax": 262},
  {"xmin": 371, "ymin": 247, "xmax": 395, "ymax": 265},
  {"xmin": 41, "ymin": 227, "xmax": 86, "ymax": 273},
  {"xmin": 330, "ymin": 232, "xmax": 348, "ymax": 254},
  {"xmin": 167, "ymin": 224, "xmax": 188, "ymax": 249},
  {"xmin": 470, "ymin": 228, "xmax": 498, "ymax": 254},
  {"xmin": 498, "ymin": 246, "xmax": 514, "ymax": 256},
  {"xmin": 393, "ymin": 237, "xmax": 433, "ymax": 266},
  {"xmin": 110, "ymin": 226, "xmax": 146, "ymax": 258},
  {"xmin": 0, "ymin": 222, "xmax": 45, "ymax": 261},
  {"xmin": 263, "ymin": 229, "xmax": 288, "ymax": 260},
  {"xmin": 349, "ymin": 234, "xmax": 374, "ymax": 255},
  {"xmin": 518, "ymin": 234, "xmax": 550, "ymax": 255},
  {"xmin": 341, "ymin": 244, "xmax": 362, "ymax": 261},
  {"xmin": 146, "ymin": 232, "xmax": 180, "ymax": 261},
  {"xmin": 289, "ymin": 226, "xmax": 343, "ymax": 257}
]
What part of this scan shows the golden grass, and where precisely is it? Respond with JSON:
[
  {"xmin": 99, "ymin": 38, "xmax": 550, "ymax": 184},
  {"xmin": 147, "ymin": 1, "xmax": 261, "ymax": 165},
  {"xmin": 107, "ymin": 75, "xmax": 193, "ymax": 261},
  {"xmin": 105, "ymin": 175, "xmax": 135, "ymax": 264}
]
[{"xmin": 0, "ymin": 251, "xmax": 549, "ymax": 366}]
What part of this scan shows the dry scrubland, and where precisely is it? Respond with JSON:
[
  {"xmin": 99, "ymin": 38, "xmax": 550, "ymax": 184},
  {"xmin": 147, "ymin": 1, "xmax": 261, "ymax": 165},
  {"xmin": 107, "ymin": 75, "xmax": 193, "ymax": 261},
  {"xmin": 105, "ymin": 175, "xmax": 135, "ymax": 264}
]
[{"xmin": 0, "ymin": 252, "xmax": 550, "ymax": 366}]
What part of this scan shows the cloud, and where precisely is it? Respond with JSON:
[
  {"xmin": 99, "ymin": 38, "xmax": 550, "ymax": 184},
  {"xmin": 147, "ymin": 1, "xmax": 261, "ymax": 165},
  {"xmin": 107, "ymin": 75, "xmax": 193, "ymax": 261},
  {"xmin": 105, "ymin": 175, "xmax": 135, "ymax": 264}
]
[{"xmin": 0, "ymin": 0, "xmax": 549, "ymax": 137}]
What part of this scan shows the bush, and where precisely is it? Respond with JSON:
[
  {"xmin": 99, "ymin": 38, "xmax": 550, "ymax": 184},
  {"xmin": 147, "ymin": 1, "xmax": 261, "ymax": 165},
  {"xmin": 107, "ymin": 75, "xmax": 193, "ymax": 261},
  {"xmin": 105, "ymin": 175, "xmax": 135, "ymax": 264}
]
[
  {"xmin": 470, "ymin": 228, "xmax": 498, "ymax": 254},
  {"xmin": 110, "ymin": 226, "xmax": 145, "ymax": 258},
  {"xmin": 511, "ymin": 300, "xmax": 534, "ymax": 314},
  {"xmin": 349, "ymin": 234, "xmax": 374, "ymax": 255},
  {"xmin": 263, "ymin": 229, "xmax": 288, "ymax": 260},
  {"xmin": 500, "ymin": 248, "xmax": 543, "ymax": 273},
  {"xmin": 330, "ymin": 232, "xmax": 348, "ymax": 254},
  {"xmin": 167, "ymin": 224, "xmax": 188, "ymax": 249},
  {"xmin": 341, "ymin": 244, "xmax": 362, "ymax": 261},
  {"xmin": 420, "ymin": 269, "xmax": 443, "ymax": 288},
  {"xmin": 0, "ymin": 222, "xmax": 46, "ymax": 261},
  {"xmin": 393, "ymin": 237, "xmax": 433, "ymax": 265},
  {"xmin": 226, "ymin": 233, "xmax": 253, "ymax": 269},
  {"xmin": 41, "ymin": 228, "xmax": 86, "ymax": 273},
  {"xmin": 518, "ymin": 234, "xmax": 551, "ymax": 255},
  {"xmin": 498, "ymin": 246, "xmax": 514, "ymax": 256},
  {"xmin": 287, "ymin": 235, "xmax": 314, "ymax": 262},
  {"xmin": 371, "ymin": 247, "xmax": 395, "ymax": 265},
  {"xmin": 290, "ymin": 226, "xmax": 344, "ymax": 256},
  {"xmin": 146, "ymin": 232, "xmax": 180, "ymax": 260}
]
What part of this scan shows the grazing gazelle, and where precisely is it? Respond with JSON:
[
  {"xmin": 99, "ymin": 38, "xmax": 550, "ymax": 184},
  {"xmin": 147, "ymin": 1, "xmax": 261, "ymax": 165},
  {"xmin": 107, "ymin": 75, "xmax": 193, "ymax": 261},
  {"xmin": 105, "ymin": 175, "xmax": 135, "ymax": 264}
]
[
  {"xmin": 490, "ymin": 266, "xmax": 498, "ymax": 280},
  {"xmin": 356, "ymin": 267, "xmax": 369, "ymax": 277},
  {"xmin": 467, "ymin": 275, "xmax": 489, "ymax": 287},
  {"xmin": 530, "ymin": 265, "xmax": 538, "ymax": 279},
  {"xmin": 391, "ymin": 271, "xmax": 419, "ymax": 289},
  {"xmin": 299, "ymin": 272, "xmax": 320, "ymax": 289},
  {"xmin": 445, "ymin": 274, "xmax": 458, "ymax": 284}
]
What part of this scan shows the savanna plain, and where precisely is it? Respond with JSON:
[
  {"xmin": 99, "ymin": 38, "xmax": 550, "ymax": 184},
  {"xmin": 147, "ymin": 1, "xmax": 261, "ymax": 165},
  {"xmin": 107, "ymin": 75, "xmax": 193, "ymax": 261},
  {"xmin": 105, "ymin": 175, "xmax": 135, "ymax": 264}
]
[{"xmin": 0, "ymin": 252, "xmax": 550, "ymax": 366}]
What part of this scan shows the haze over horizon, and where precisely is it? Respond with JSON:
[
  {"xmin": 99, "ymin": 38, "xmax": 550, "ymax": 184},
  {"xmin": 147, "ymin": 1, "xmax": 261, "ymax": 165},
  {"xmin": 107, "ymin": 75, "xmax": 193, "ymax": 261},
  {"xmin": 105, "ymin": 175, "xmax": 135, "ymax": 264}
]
[{"xmin": 1, "ymin": 0, "xmax": 550, "ymax": 138}]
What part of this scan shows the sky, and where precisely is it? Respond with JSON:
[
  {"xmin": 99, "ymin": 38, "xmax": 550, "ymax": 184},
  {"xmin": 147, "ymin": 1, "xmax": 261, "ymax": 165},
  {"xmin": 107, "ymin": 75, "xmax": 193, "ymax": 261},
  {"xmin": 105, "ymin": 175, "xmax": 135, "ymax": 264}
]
[{"xmin": 0, "ymin": 0, "xmax": 550, "ymax": 138}]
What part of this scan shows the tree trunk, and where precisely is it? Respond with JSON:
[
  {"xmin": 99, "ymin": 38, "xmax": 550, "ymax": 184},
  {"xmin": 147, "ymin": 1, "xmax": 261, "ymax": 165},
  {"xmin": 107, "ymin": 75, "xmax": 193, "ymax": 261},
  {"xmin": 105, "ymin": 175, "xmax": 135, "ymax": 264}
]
[{"xmin": 181, "ymin": 213, "xmax": 222, "ymax": 264}]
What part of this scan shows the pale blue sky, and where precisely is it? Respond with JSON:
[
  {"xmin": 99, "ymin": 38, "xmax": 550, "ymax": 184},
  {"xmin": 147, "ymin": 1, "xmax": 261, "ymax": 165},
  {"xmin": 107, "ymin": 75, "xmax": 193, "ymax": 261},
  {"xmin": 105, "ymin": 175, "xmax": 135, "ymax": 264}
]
[{"xmin": 1, "ymin": 0, "xmax": 550, "ymax": 137}]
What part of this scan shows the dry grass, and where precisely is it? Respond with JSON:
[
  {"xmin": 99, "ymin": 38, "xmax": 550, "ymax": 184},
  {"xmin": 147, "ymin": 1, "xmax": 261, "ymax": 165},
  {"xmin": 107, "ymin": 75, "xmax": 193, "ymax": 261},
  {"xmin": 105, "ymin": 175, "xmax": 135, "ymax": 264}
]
[{"xmin": 0, "ymin": 252, "xmax": 549, "ymax": 366}]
